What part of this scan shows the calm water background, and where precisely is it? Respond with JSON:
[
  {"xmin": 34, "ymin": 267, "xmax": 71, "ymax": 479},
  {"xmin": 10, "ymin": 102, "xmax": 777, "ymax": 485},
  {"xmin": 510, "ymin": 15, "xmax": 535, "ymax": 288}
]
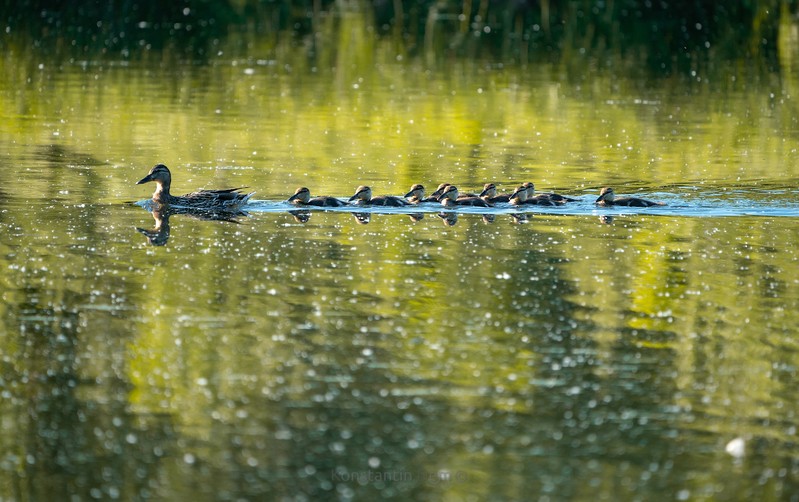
[{"xmin": 2, "ymin": 27, "xmax": 799, "ymax": 501}]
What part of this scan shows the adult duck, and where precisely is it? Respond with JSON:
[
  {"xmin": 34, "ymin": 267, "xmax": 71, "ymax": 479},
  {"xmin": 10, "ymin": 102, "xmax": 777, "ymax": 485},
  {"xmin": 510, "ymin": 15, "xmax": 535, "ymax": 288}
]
[{"xmin": 136, "ymin": 164, "xmax": 254, "ymax": 210}]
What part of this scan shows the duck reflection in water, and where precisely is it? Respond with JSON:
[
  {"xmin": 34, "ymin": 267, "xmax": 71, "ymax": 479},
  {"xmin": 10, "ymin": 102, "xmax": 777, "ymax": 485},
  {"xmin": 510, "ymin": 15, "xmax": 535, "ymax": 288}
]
[
  {"xmin": 289, "ymin": 210, "xmax": 312, "ymax": 223},
  {"xmin": 136, "ymin": 206, "xmax": 246, "ymax": 246},
  {"xmin": 438, "ymin": 212, "xmax": 459, "ymax": 226},
  {"xmin": 353, "ymin": 212, "xmax": 371, "ymax": 224},
  {"xmin": 509, "ymin": 213, "xmax": 530, "ymax": 224}
]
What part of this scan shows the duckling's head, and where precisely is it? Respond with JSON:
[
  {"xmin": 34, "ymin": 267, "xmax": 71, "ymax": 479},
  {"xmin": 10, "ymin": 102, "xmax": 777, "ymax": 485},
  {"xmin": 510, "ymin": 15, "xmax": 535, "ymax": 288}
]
[
  {"xmin": 348, "ymin": 185, "xmax": 372, "ymax": 202},
  {"xmin": 522, "ymin": 182, "xmax": 535, "ymax": 193},
  {"xmin": 430, "ymin": 183, "xmax": 451, "ymax": 199},
  {"xmin": 137, "ymin": 164, "xmax": 171, "ymax": 186},
  {"xmin": 405, "ymin": 184, "xmax": 425, "ymax": 198},
  {"xmin": 288, "ymin": 187, "xmax": 311, "ymax": 204},
  {"xmin": 509, "ymin": 184, "xmax": 528, "ymax": 203},
  {"xmin": 596, "ymin": 187, "xmax": 614, "ymax": 203},
  {"xmin": 479, "ymin": 183, "xmax": 497, "ymax": 198},
  {"xmin": 440, "ymin": 185, "xmax": 459, "ymax": 201}
]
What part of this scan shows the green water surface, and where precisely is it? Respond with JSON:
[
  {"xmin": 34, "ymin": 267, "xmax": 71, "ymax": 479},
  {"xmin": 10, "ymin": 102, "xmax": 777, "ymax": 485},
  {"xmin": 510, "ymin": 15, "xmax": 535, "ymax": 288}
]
[{"xmin": 1, "ymin": 34, "xmax": 798, "ymax": 501}]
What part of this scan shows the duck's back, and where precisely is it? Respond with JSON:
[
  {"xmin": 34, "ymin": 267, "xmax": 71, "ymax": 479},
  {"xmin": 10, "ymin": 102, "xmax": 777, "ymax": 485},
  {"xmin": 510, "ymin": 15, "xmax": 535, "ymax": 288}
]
[
  {"xmin": 613, "ymin": 197, "xmax": 662, "ymax": 207},
  {"xmin": 309, "ymin": 196, "xmax": 346, "ymax": 207},
  {"xmin": 456, "ymin": 197, "xmax": 491, "ymax": 207},
  {"xmin": 371, "ymin": 196, "xmax": 408, "ymax": 207}
]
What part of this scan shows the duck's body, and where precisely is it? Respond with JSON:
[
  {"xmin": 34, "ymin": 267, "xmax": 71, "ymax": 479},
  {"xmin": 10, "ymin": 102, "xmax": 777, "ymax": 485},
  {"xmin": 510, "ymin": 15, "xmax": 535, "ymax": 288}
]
[
  {"xmin": 522, "ymin": 182, "xmax": 576, "ymax": 203},
  {"xmin": 479, "ymin": 183, "xmax": 512, "ymax": 203},
  {"xmin": 595, "ymin": 187, "xmax": 664, "ymax": 207},
  {"xmin": 509, "ymin": 185, "xmax": 558, "ymax": 206},
  {"xmin": 440, "ymin": 186, "xmax": 492, "ymax": 207},
  {"xmin": 137, "ymin": 164, "xmax": 254, "ymax": 210},
  {"xmin": 348, "ymin": 186, "xmax": 409, "ymax": 207},
  {"xmin": 404, "ymin": 184, "xmax": 439, "ymax": 204},
  {"xmin": 287, "ymin": 187, "xmax": 346, "ymax": 207}
]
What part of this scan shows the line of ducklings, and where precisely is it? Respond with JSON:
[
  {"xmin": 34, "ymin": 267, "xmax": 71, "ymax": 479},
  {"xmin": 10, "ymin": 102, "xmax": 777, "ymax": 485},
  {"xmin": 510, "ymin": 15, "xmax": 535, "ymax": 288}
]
[
  {"xmin": 287, "ymin": 182, "xmax": 664, "ymax": 208},
  {"xmin": 136, "ymin": 163, "xmax": 664, "ymax": 211}
]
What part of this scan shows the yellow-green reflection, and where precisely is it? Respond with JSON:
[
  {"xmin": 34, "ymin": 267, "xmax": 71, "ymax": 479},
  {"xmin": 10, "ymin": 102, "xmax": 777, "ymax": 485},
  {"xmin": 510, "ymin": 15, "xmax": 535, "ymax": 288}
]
[{"xmin": 1, "ymin": 35, "xmax": 799, "ymax": 501}]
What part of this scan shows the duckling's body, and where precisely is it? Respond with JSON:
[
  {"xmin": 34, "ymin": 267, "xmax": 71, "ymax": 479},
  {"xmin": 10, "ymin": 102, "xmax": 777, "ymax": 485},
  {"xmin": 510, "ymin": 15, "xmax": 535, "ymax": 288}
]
[
  {"xmin": 595, "ymin": 187, "xmax": 664, "ymax": 207},
  {"xmin": 440, "ymin": 186, "xmax": 492, "ymax": 207},
  {"xmin": 287, "ymin": 187, "xmax": 346, "ymax": 207},
  {"xmin": 430, "ymin": 183, "xmax": 478, "ymax": 201},
  {"xmin": 509, "ymin": 185, "xmax": 558, "ymax": 206},
  {"xmin": 522, "ymin": 182, "xmax": 576, "ymax": 203},
  {"xmin": 479, "ymin": 183, "xmax": 512, "ymax": 203},
  {"xmin": 348, "ymin": 186, "xmax": 409, "ymax": 206},
  {"xmin": 137, "ymin": 164, "xmax": 254, "ymax": 210},
  {"xmin": 404, "ymin": 184, "xmax": 439, "ymax": 204}
]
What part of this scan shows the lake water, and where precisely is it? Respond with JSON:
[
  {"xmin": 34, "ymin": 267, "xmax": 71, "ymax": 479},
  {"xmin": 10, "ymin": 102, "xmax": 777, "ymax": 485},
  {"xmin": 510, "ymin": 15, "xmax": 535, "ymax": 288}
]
[{"xmin": 1, "ymin": 38, "xmax": 799, "ymax": 500}]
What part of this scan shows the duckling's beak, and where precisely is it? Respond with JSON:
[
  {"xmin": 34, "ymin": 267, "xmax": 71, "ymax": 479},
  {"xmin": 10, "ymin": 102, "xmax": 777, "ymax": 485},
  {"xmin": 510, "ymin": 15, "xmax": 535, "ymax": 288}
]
[
  {"xmin": 404, "ymin": 189, "xmax": 416, "ymax": 197},
  {"xmin": 348, "ymin": 192, "xmax": 361, "ymax": 202},
  {"xmin": 478, "ymin": 187, "xmax": 491, "ymax": 197},
  {"xmin": 136, "ymin": 173, "xmax": 154, "ymax": 185},
  {"xmin": 594, "ymin": 195, "xmax": 605, "ymax": 203},
  {"xmin": 287, "ymin": 193, "xmax": 300, "ymax": 202},
  {"xmin": 509, "ymin": 188, "xmax": 522, "ymax": 199}
]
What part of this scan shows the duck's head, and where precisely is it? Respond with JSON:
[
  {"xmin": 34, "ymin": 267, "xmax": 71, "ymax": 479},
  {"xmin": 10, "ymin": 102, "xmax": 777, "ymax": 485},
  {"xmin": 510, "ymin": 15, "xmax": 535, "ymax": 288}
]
[
  {"xmin": 596, "ymin": 187, "xmax": 614, "ymax": 203},
  {"xmin": 430, "ymin": 183, "xmax": 450, "ymax": 200},
  {"xmin": 479, "ymin": 183, "xmax": 497, "ymax": 198},
  {"xmin": 509, "ymin": 184, "xmax": 528, "ymax": 203},
  {"xmin": 522, "ymin": 182, "xmax": 535, "ymax": 194},
  {"xmin": 137, "ymin": 164, "xmax": 171, "ymax": 185},
  {"xmin": 348, "ymin": 185, "xmax": 372, "ymax": 202},
  {"xmin": 440, "ymin": 185, "xmax": 459, "ymax": 201},
  {"xmin": 405, "ymin": 184, "xmax": 425, "ymax": 198},
  {"xmin": 288, "ymin": 187, "xmax": 311, "ymax": 204}
]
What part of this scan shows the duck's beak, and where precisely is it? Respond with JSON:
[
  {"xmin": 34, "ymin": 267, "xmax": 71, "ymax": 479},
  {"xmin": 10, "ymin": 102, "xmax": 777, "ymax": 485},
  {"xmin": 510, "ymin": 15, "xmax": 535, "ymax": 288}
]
[
  {"xmin": 509, "ymin": 188, "xmax": 522, "ymax": 199},
  {"xmin": 287, "ymin": 193, "xmax": 300, "ymax": 202},
  {"xmin": 136, "ymin": 173, "xmax": 154, "ymax": 185},
  {"xmin": 348, "ymin": 193, "xmax": 360, "ymax": 202},
  {"xmin": 404, "ymin": 189, "xmax": 416, "ymax": 197},
  {"xmin": 479, "ymin": 187, "xmax": 491, "ymax": 197},
  {"xmin": 594, "ymin": 195, "xmax": 605, "ymax": 203}
]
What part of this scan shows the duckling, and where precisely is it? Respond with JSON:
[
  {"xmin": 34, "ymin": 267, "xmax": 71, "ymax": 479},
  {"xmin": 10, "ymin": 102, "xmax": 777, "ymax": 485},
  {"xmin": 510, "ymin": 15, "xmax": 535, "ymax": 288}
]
[
  {"xmin": 287, "ymin": 187, "xmax": 346, "ymax": 207},
  {"xmin": 439, "ymin": 185, "xmax": 492, "ymax": 207},
  {"xmin": 523, "ymin": 182, "xmax": 576, "ymax": 203},
  {"xmin": 348, "ymin": 186, "xmax": 409, "ymax": 206},
  {"xmin": 479, "ymin": 183, "xmax": 512, "ymax": 203},
  {"xmin": 404, "ymin": 184, "xmax": 438, "ymax": 204},
  {"xmin": 137, "ymin": 164, "xmax": 254, "ymax": 210},
  {"xmin": 430, "ymin": 183, "xmax": 479, "ymax": 201},
  {"xmin": 508, "ymin": 185, "xmax": 558, "ymax": 206},
  {"xmin": 595, "ymin": 187, "xmax": 664, "ymax": 207}
]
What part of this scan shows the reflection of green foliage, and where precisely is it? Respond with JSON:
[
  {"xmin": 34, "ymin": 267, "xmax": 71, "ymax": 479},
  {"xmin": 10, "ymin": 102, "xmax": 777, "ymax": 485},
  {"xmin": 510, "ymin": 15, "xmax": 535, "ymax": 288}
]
[{"xmin": 0, "ymin": 0, "xmax": 794, "ymax": 72}]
